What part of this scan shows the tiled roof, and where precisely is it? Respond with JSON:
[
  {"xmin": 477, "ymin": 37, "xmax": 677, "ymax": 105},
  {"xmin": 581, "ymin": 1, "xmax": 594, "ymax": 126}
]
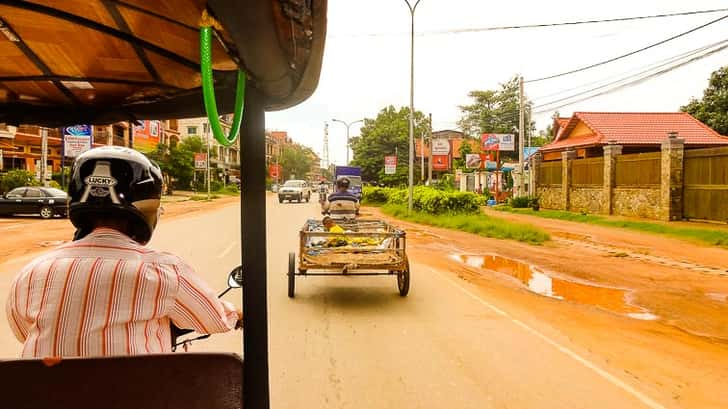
[{"xmin": 541, "ymin": 112, "xmax": 728, "ymax": 151}]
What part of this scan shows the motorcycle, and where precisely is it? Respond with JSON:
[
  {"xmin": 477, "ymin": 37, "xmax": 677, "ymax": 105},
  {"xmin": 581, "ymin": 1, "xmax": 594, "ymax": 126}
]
[{"xmin": 171, "ymin": 266, "xmax": 244, "ymax": 351}]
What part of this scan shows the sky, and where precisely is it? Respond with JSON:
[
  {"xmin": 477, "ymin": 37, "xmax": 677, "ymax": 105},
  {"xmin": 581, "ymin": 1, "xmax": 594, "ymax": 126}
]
[{"xmin": 265, "ymin": 0, "xmax": 728, "ymax": 166}]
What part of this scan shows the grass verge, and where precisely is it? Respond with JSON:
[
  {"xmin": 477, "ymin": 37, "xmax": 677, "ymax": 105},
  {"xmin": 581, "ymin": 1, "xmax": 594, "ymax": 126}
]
[
  {"xmin": 497, "ymin": 206, "xmax": 728, "ymax": 246},
  {"xmin": 381, "ymin": 204, "xmax": 550, "ymax": 245},
  {"xmin": 189, "ymin": 194, "xmax": 221, "ymax": 201}
]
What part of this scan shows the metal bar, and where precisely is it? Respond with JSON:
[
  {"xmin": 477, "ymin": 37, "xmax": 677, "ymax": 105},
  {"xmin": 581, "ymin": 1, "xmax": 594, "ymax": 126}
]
[
  {"xmin": 0, "ymin": 75, "xmax": 180, "ymax": 89},
  {"xmin": 295, "ymin": 272, "xmax": 397, "ymax": 276},
  {"xmin": 241, "ymin": 86, "xmax": 269, "ymax": 409}
]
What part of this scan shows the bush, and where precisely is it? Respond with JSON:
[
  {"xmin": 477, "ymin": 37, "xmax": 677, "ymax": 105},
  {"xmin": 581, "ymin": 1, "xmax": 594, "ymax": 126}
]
[
  {"xmin": 508, "ymin": 195, "xmax": 539, "ymax": 209},
  {"xmin": 362, "ymin": 186, "xmax": 394, "ymax": 204},
  {"xmin": 218, "ymin": 184, "xmax": 239, "ymax": 195},
  {"xmin": 373, "ymin": 186, "xmax": 485, "ymax": 215},
  {"xmin": 0, "ymin": 169, "xmax": 39, "ymax": 194}
]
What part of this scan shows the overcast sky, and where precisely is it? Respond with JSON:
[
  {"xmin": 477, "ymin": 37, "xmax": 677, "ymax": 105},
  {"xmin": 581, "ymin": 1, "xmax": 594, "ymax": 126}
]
[{"xmin": 265, "ymin": 1, "xmax": 728, "ymax": 166}]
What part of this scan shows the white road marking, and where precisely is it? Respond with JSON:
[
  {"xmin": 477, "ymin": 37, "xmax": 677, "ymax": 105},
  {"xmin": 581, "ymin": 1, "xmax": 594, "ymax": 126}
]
[
  {"xmin": 426, "ymin": 265, "xmax": 667, "ymax": 409},
  {"xmin": 217, "ymin": 242, "xmax": 237, "ymax": 259}
]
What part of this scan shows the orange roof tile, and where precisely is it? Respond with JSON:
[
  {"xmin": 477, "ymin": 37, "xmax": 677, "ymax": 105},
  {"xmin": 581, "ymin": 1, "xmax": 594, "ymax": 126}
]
[{"xmin": 541, "ymin": 112, "xmax": 728, "ymax": 152}]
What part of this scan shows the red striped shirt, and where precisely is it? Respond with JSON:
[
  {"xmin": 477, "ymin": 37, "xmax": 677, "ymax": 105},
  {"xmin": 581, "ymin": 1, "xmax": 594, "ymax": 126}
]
[{"xmin": 5, "ymin": 228, "xmax": 238, "ymax": 358}]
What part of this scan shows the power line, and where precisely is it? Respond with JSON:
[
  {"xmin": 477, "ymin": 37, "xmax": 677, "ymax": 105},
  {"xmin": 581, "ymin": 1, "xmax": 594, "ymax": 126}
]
[
  {"xmin": 526, "ymin": 13, "xmax": 728, "ymax": 83},
  {"xmin": 424, "ymin": 8, "xmax": 728, "ymax": 35},
  {"xmin": 532, "ymin": 41, "xmax": 728, "ymax": 114},
  {"xmin": 530, "ymin": 40, "xmax": 723, "ymax": 101},
  {"xmin": 332, "ymin": 8, "xmax": 728, "ymax": 38},
  {"xmin": 532, "ymin": 38, "xmax": 728, "ymax": 108}
]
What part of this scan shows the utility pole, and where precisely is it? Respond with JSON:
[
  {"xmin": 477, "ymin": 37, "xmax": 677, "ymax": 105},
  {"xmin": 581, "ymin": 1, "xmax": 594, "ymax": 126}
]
[
  {"xmin": 518, "ymin": 75, "xmax": 525, "ymax": 197},
  {"xmin": 205, "ymin": 122, "xmax": 211, "ymax": 200},
  {"xmin": 427, "ymin": 113, "xmax": 433, "ymax": 185},
  {"xmin": 420, "ymin": 125, "xmax": 425, "ymax": 182},
  {"xmin": 40, "ymin": 127, "xmax": 48, "ymax": 187},
  {"xmin": 404, "ymin": 0, "xmax": 421, "ymax": 213},
  {"xmin": 331, "ymin": 118, "xmax": 363, "ymax": 165}
]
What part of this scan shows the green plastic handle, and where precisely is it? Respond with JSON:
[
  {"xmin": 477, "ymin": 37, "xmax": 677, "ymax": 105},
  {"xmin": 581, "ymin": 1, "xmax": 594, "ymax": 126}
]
[{"xmin": 200, "ymin": 26, "xmax": 245, "ymax": 147}]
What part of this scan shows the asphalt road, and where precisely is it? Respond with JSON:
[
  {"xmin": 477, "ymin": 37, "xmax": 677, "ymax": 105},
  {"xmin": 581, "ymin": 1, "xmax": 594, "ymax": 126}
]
[{"xmin": 0, "ymin": 195, "xmax": 670, "ymax": 409}]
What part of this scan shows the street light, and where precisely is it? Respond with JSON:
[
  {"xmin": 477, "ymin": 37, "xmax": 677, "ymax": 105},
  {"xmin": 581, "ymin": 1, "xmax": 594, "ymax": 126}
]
[
  {"xmin": 331, "ymin": 118, "xmax": 363, "ymax": 165},
  {"xmin": 403, "ymin": 0, "xmax": 421, "ymax": 213}
]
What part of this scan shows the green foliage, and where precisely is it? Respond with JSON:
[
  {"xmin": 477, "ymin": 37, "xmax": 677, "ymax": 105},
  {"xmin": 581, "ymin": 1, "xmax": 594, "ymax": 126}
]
[
  {"xmin": 362, "ymin": 186, "xmax": 396, "ymax": 204},
  {"xmin": 382, "ymin": 186, "xmax": 485, "ymax": 214},
  {"xmin": 681, "ymin": 65, "xmax": 728, "ymax": 135},
  {"xmin": 279, "ymin": 144, "xmax": 314, "ymax": 181},
  {"xmin": 453, "ymin": 140, "xmax": 475, "ymax": 170},
  {"xmin": 382, "ymin": 204, "xmax": 549, "ymax": 245},
  {"xmin": 218, "ymin": 184, "xmax": 240, "ymax": 195},
  {"xmin": 508, "ymin": 195, "xmax": 539, "ymax": 209},
  {"xmin": 146, "ymin": 136, "xmax": 207, "ymax": 189},
  {"xmin": 51, "ymin": 169, "xmax": 71, "ymax": 187},
  {"xmin": 457, "ymin": 76, "xmax": 536, "ymax": 160},
  {"xmin": 434, "ymin": 174, "xmax": 456, "ymax": 191},
  {"xmin": 497, "ymin": 208, "xmax": 728, "ymax": 247},
  {"xmin": 350, "ymin": 105, "xmax": 429, "ymax": 185},
  {"xmin": 0, "ymin": 169, "xmax": 39, "ymax": 193}
]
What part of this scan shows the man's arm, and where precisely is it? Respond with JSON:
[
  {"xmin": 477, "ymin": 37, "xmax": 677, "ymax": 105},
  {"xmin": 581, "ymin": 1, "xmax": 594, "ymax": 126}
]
[{"xmin": 169, "ymin": 262, "xmax": 240, "ymax": 334}]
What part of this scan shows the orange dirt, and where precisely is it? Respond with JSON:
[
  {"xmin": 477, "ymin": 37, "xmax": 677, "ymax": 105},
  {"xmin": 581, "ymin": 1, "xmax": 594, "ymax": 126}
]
[
  {"xmin": 0, "ymin": 196, "xmax": 240, "ymax": 262},
  {"xmin": 368, "ymin": 206, "xmax": 728, "ymax": 409}
]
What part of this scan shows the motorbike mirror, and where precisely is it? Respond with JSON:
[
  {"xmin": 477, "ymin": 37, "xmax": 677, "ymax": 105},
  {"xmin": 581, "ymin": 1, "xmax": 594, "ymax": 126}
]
[{"xmin": 228, "ymin": 266, "xmax": 243, "ymax": 288}]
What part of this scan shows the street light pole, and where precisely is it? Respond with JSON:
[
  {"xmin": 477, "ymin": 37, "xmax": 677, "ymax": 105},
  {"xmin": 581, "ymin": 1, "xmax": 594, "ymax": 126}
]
[
  {"xmin": 331, "ymin": 118, "xmax": 363, "ymax": 165},
  {"xmin": 404, "ymin": 0, "xmax": 421, "ymax": 213}
]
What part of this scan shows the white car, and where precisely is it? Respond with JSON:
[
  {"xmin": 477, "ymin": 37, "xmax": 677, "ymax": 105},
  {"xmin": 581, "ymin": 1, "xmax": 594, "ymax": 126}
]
[{"xmin": 278, "ymin": 180, "xmax": 312, "ymax": 203}]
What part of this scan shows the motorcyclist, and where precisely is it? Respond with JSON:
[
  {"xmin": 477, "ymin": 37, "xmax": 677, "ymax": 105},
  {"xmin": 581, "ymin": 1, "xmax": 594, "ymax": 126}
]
[
  {"xmin": 322, "ymin": 177, "xmax": 359, "ymax": 219},
  {"xmin": 5, "ymin": 146, "xmax": 242, "ymax": 358},
  {"xmin": 318, "ymin": 180, "xmax": 328, "ymax": 204}
]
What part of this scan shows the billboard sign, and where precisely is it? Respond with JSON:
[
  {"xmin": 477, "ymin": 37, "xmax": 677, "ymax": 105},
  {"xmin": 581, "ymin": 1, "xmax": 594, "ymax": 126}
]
[
  {"xmin": 194, "ymin": 153, "xmax": 207, "ymax": 169},
  {"xmin": 133, "ymin": 120, "xmax": 161, "ymax": 153},
  {"xmin": 269, "ymin": 164, "xmax": 281, "ymax": 178},
  {"xmin": 384, "ymin": 155, "xmax": 397, "ymax": 175},
  {"xmin": 431, "ymin": 139, "xmax": 451, "ymax": 155},
  {"xmin": 465, "ymin": 153, "xmax": 481, "ymax": 169},
  {"xmin": 432, "ymin": 154, "xmax": 449, "ymax": 170},
  {"xmin": 63, "ymin": 124, "xmax": 92, "ymax": 157},
  {"xmin": 481, "ymin": 133, "xmax": 515, "ymax": 151}
]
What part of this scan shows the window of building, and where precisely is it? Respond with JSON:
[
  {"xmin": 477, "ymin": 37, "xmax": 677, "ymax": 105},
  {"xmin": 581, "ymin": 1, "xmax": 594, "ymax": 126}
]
[{"xmin": 187, "ymin": 126, "xmax": 198, "ymax": 135}]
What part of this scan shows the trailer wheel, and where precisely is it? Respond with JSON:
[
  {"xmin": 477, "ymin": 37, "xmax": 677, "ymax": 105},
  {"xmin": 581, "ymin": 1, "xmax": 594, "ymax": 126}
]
[
  {"xmin": 288, "ymin": 252, "xmax": 296, "ymax": 298},
  {"xmin": 397, "ymin": 259, "xmax": 410, "ymax": 297}
]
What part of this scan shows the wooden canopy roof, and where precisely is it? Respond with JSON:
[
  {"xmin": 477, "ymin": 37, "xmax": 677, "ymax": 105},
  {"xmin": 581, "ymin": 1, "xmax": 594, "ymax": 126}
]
[{"xmin": 0, "ymin": 0, "xmax": 327, "ymax": 126}]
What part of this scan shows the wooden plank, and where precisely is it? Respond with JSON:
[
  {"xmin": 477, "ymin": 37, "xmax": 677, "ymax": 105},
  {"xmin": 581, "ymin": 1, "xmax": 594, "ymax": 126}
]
[{"xmin": 684, "ymin": 146, "xmax": 728, "ymax": 158}]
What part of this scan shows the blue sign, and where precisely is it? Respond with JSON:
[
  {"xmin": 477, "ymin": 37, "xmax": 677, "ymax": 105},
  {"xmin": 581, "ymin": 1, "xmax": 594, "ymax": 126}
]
[{"xmin": 63, "ymin": 124, "xmax": 92, "ymax": 137}]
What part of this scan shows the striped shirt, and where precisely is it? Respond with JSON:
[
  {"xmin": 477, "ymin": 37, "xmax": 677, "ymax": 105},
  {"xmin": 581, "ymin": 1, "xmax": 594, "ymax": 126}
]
[{"xmin": 5, "ymin": 228, "xmax": 239, "ymax": 358}]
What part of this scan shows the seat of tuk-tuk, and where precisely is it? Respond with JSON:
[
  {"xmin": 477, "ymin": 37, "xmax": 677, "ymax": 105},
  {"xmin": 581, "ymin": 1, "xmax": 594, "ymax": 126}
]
[{"xmin": 0, "ymin": 353, "xmax": 243, "ymax": 409}]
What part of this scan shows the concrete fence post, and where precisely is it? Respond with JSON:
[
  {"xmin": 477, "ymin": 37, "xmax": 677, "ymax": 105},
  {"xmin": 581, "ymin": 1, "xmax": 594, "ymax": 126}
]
[
  {"xmin": 561, "ymin": 150, "xmax": 576, "ymax": 210},
  {"xmin": 660, "ymin": 132, "xmax": 685, "ymax": 221},
  {"xmin": 529, "ymin": 152, "xmax": 542, "ymax": 196},
  {"xmin": 602, "ymin": 144, "xmax": 622, "ymax": 215}
]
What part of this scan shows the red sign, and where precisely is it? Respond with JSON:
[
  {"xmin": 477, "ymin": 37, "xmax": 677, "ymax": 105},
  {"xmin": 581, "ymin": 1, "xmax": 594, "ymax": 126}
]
[
  {"xmin": 384, "ymin": 155, "xmax": 397, "ymax": 175},
  {"xmin": 432, "ymin": 154, "xmax": 449, "ymax": 170},
  {"xmin": 194, "ymin": 153, "xmax": 207, "ymax": 169},
  {"xmin": 269, "ymin": 164, "xmax": 281, "ymax": 178},
  {"xmin": 133, "ymin": 120, "xmax": 161, "ymax": 153}
]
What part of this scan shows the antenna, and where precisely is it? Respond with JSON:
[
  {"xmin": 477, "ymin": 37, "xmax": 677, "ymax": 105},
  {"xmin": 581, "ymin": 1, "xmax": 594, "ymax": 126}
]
[{"xmin": 323, "ymin": 122, "xmax": 329, "ymax": 169}]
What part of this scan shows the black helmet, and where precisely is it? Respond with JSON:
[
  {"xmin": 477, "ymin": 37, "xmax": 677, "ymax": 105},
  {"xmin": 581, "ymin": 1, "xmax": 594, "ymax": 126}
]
[
  {"xmin": 336, "ymin": 177, "xmax": 350, "ymax": 188},
  {"xmin": 68, "ymin": 146, "xmax": 163, "ymax": 244}
]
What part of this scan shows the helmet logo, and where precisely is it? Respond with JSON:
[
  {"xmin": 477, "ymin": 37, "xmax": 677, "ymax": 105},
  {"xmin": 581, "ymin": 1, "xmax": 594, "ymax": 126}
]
[{"xmin": 79, "ymin": 161, "xmax": 121, "ymax": 204}]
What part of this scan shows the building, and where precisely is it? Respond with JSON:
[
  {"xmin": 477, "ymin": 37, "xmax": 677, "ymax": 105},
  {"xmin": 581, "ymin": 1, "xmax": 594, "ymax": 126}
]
[
  {"xmin": 177, "ymin": 116, "xmax": 241, "ymax": 179},
  {"xmin": 539, "ymin": 112, "xmax": 728, "ymax": 160}
]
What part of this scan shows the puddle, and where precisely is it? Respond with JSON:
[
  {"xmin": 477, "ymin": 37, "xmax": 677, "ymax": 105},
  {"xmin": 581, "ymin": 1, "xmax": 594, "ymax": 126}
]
[{"xmin": 454, "ymin": 254, "xmax": 658, "ymax": 321}]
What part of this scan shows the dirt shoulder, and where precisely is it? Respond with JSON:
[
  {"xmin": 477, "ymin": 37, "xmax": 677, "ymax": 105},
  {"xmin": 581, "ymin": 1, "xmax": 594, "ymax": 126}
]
[
  {"xmin": 365, "ymin": 205, "xmax": 728, "ymax": 408},
  {"xmin": 0, "ymin": 195, "xmax": 240, "ymax": 262}
]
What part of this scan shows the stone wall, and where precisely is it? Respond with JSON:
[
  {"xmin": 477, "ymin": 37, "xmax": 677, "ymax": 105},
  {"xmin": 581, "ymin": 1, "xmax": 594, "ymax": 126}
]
[
  {"xmin": 536, "ymin": 186, "xmax": 562, "ymax": 209},
  {"xmin": 612, "ymin": 188, "xmax": 660, "ymax": 219},
  {"xmin": 569, "ymin": 187, "xmax": 603, "ymax": 214}
]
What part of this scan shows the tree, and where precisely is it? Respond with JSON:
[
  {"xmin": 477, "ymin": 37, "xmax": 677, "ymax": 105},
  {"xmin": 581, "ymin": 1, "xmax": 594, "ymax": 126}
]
[
  {"xmin": 350, "ymin": 105, "xmax": 429, "ymax": 185},
  {"xmin": 681, "ymin": 65, "xmax": 728, "ymax": 135},
  {"xmin": 453, "ymin": 138, "xmax": 476, "ymax": 170},
  {"xmin": 457, "ymin": 76, "xmax": 536, "ymax": 161},
  {"xmin": 146, "ymin": 136, "xmax": 206, "ymax": 189},
  {"xmin": 0, "ymin": 169, "xmax": 39, "ymax": 194},
  {"xmin": 279, "ymin": 143, "xmax": 314, "ymax": 181}
]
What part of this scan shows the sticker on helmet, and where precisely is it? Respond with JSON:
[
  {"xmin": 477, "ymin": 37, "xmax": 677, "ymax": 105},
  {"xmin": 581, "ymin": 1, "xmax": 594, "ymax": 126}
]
[{"xmin": 79, "ymin": 161, "xmax": 121, "ymax": 204}]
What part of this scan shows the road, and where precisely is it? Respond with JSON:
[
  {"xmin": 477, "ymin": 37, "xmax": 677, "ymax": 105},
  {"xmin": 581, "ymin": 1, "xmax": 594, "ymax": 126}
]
[{"xmin": 0, "ymin": 195, "xmax": 710, "ymax": 408}]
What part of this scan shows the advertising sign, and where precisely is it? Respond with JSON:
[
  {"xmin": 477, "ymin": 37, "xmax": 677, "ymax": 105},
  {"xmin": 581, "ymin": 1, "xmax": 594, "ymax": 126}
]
[
  {"xmin": 465, "ymin": 153, "xmax": 481, "ymax": 169},
  {"xmin": 431, "ymin": 139, "xmax": 451, "ymax": 155},
  {"xmin": 481, "ymin": 133, "xmax": 515, "ymax": 151},
  {"xmin": 194, "ymin": 153, "xmax": 207, "ymax": 169},
  {"xmin": 384, "ymin": 155, "xmax": 397, "ymax": 175},
  {"xmin": 63, "ymin": 124, "xmax": 92, "ymax": 157},
  {"xmin": 269, "ymin": 164, "xmax": 281, "ymax": 178},
  {"xmin": 432, "ymin": 154, "xmax": 449, "ymax": 170},
  {"xmin": 133, "ymin": 120, "xmax": 161, "ymax": 153}
]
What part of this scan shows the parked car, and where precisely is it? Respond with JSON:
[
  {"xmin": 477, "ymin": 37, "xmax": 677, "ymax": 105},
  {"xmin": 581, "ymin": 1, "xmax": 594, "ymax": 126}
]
[
  {"xmin": 0, "ymin": 186, "xmax": 70, "ymax": 219},
  {"xmin": 277, "ymin": 179, "xmax": 311, "ymax": 203}
]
